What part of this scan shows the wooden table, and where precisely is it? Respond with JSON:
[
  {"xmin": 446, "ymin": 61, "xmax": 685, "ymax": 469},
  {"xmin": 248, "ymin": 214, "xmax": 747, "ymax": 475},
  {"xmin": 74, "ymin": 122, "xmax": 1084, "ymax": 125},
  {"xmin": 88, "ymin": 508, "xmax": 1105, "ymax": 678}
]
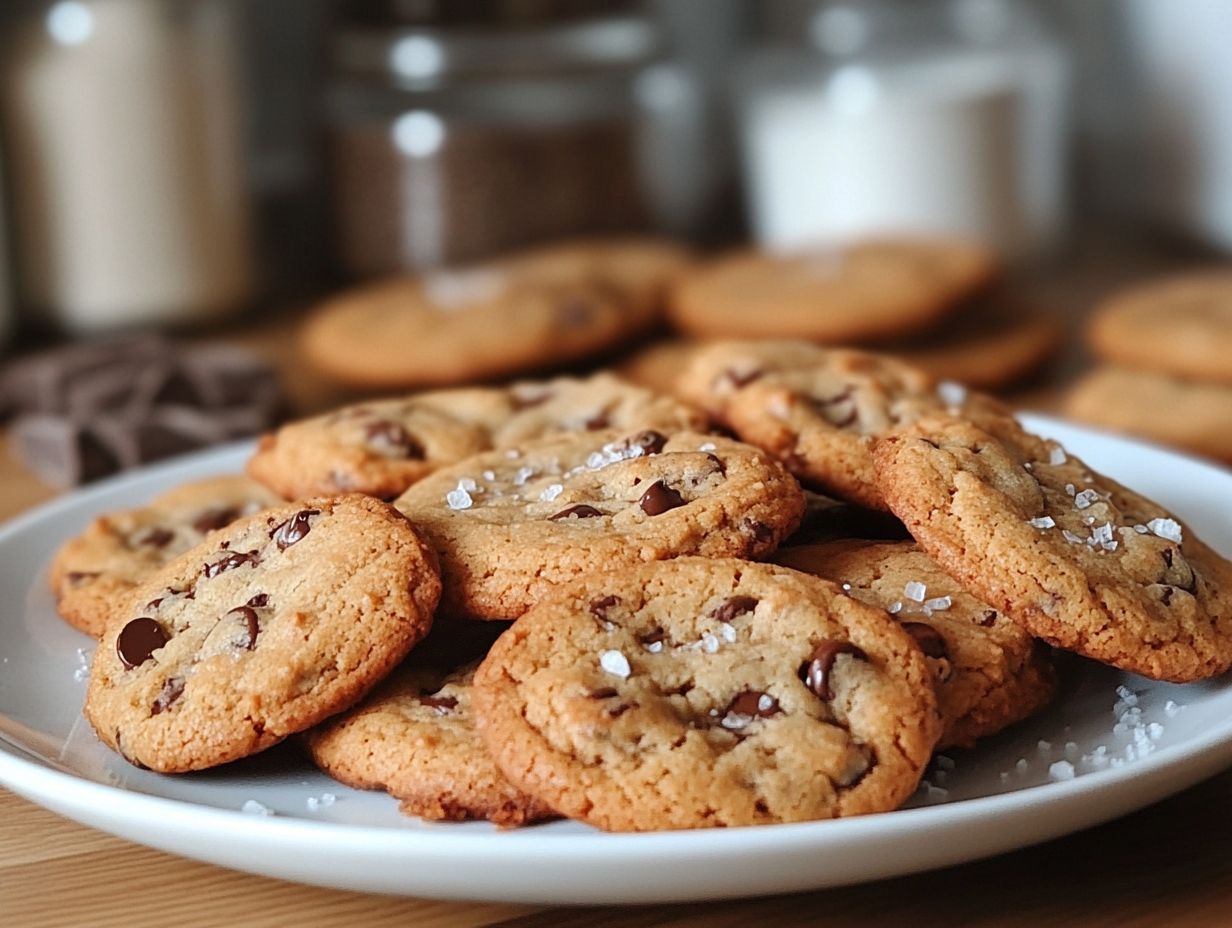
[{"xmin": 4, "ymin": 229, "xmax": 1232, "ymax": 926}]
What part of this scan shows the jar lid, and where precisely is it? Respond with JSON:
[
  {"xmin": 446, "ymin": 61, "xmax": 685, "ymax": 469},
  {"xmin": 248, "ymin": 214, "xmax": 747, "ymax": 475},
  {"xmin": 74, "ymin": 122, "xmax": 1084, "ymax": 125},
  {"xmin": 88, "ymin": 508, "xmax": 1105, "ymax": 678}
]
[{"xmin": 331, "ymin": 15, "xmax": 660, "ymax": 87}]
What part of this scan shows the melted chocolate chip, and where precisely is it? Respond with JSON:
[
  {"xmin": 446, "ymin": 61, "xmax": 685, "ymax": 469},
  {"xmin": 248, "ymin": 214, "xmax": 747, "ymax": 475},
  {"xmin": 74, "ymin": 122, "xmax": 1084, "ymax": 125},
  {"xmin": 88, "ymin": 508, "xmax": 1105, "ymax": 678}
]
[
  {"xmin": 137, "ymin": 527, "xmax": 175, "ymax": 549},
  {"xmin": 419, "ymin": 693, "xmax": 458, "ymax": 712},
  {"xmin": 145, "ymin": 597, "xmax": 164, "ymax": 611},
  {"xmin": 589, "ymin": 687, "xmax": 620, "ymax": 699},
  {"xmin": 224, "ymin": 606, "xmax": 260, "ymax": 650},
  {"xmin": 627, "ymin": 430, "xmax": 668, "ymax": 456},
  {"xmin": 978, "ymin": 610, "xmax": 998, "ymax": 627},
  {"xmin": 711, "ymin": 595, "xmax": 758, "ymax": 624},
  {"xmin": 270, "ymin": 509, "xmax": 320, "ymax": 550},
  {"xmin": 202, "ymin": 550, "xmax": 260, "ymax": 578},
  {"xmin": 590, "ymin": 594, "xmax": 620, "ymax": 627},
  {"xmin": 638, "ymin": 627, "xmax": 667, "ymax": 647},
  {"xmin": 639, "ymin": 481, "xmax": 685, "ymax": 516},
  {"xmin": 116, "ymin": 617, "xmax": 169, "ymax": 669},
  {"xmin": 549, "ymin": 504, "xmax": 603, "ymax": 521},
  {"xmin": 364, "ymin": 420, "xmax": 424, "ymax": 459},
  {"xmin": 1162, "ymin": 548, "xmax": 1174, "ymax": 568},
  {"xmin": 702, "ymin": 453, "xmax": 726, "ymax": 476},
  {"xmin": 720, "ymin": 367, "xmax": 762, "ymax": 389},
  {"xmin": 1161, "ymin": 586, "xmax": 1175, "ymax": 606},
  {"xmin": 902, "ymin": 622, "xmax": 949, "ymax": 660},
  {"xmin": 151, "ymin": 677, "xmax": 185, "ymax": 715},
  {"xmin": 584, "ymin": 409, "xmax": 611, "ymax": 430},
  {"xmin": 192, "ymin": 506, "xmax": 241, "ymax": 534},
  {"xmin": 741, "ymin": 518, "xmax": 774, "ymax": 546},
  {"xmin": 800, "ymin": 640, "xmax": 867, "ymax": 701},
  {"xmin": 725, "ymin": 690, "xmax": 781, "ymax": 719},
  {"xmin": 247, "ymin": 593, "xmax": 269, "ymax": 608}
]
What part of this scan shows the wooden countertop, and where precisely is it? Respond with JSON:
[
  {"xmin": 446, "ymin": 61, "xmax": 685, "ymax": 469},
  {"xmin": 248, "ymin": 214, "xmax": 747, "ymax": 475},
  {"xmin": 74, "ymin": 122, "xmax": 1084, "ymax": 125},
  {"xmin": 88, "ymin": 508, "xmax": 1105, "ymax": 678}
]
[{"xmin": 3, "ymin": 229, "xmax": 1231, "ymax": 926}]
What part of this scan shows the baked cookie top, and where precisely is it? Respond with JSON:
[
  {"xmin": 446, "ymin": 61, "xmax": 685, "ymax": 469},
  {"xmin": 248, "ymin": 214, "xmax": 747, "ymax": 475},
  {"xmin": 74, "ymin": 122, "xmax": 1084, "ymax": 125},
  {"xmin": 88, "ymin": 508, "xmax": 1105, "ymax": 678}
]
[
  {"xmin": 50, "ymin": 475, "xmax": 283, "ymax": 637},
  {"xmin": 306, "ymin": 661, "xmax": 554, "ymax": 826},
  {"xmin": 84, "ymin": 494, "xmax": 441, "ymax": 772},
  {"xmin": 873, "ymin": 415, "xmax": 1232, "ymax": 682},
  {"xmin": 248, "ymin": 373, "xmax": 706, "ymax": 501},
  {"xmin": 300, "ymin": 239, "xmax": 692, "ymax": 389},
  {"xmin": 776, "ymin": 540, "xmax": 1056, "ymax": 749},
  {"xmin": 471, "ymin": 557, "xmax": 940, "ymax": 831},
  {"xmin": 668, "ymin": 238, "xmax": 998, "ymax": 343},
  {"xmin": 394, "ymin": 428, "xmax": 805, "ymax": 620},
  {"xmin": 1088, "ymin": 271, "xmax": 1232, "ymax": 385},
  {"xmin": 677, "ymin": 341, "xmax": 1007, "ymax": 510}
]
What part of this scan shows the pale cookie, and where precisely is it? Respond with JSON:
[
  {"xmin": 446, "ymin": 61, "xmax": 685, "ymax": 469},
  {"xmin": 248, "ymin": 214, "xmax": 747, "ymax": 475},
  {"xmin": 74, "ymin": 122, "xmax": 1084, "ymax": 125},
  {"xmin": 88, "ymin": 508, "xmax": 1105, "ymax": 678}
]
[
  {"xmin": 472, "ymin": 557, "xmax": 941, "ymax": 831},
  {"xmin": 395, "ymin": 429, "xmax": 805, "ymax": 620},
  {"xmin": 248, "ymin": 373, "xmax": 707, "ymax": 500},
  {"xmin": 301, "ymin": 239, "xmax": 692, "ymax": 389},
  {"xmin": 1088, "ymin": 271, "xmax": 1232, "ymax": 385},
  {"xmin": 678, "ymin": 341, "xmax": 1008, "ymax": 510},
  {"xmin": 1063, "ymin": 366, "xmax": 1232, "ymax": 464},
  {"xmin": 50, "ymin": 475, "xmax": 283, "ymax": 637},
  {"xmin": 84, "ymin": 495, "xmax": 441, "ymax": 772},
  {"xmin": 668, "ymin": 239, "xmax": 999, "ymax": 343},
  {"xmin": 306, "ymin": 661, "xmax": 554, "ymax": 826},
  {"xmin": 872, "ymin": 415, "xmax": 1232, "ymax": 682},
  {"xmin": 776, "ymin": 541, "xmax": 1057, "ymax": 749}
]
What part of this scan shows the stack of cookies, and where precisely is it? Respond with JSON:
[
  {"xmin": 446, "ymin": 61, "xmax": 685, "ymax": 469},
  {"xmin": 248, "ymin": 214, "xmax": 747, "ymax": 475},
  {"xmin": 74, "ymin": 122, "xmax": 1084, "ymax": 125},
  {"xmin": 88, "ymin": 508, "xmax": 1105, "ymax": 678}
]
[
  {"xmin": 59, "ymin": 340, "xmax": 1232, "ymax": 832},
  {"xmin": 1064, "ymin": 272, "xmax": 1232, "ymax": 464}
]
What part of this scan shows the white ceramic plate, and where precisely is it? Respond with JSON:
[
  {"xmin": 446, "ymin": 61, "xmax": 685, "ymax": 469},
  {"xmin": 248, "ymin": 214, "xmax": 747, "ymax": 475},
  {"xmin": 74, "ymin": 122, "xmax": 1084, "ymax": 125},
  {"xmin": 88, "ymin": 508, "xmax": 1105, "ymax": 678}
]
[{"xmin": 1, "ymin": 415, "xmax": 1231, "ymax": 905}]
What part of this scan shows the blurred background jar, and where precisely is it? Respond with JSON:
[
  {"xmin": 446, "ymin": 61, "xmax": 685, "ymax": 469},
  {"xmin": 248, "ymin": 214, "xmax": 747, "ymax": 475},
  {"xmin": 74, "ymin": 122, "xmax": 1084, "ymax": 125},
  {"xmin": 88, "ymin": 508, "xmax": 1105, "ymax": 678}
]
[
  {"xmin": 325, "ymin": 0, "xmax": 711, "ymax": 277},
  {"xmin": 738, "ymin": 0, "xmax": 1069, "ymax": 262},
  {"xmin": 0, "ymin": 0, "xmax": 255, "ymax": 333}
]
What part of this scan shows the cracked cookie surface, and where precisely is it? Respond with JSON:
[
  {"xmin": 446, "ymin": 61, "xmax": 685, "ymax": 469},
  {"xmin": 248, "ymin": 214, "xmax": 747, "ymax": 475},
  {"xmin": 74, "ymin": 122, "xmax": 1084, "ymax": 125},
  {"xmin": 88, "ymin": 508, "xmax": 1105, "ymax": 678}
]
[
  {"xmin": 50, "ymin": 475, "xmax": 283, "ymax": 637},
  {"xmin": 84, "ymin": 494, "xmax": 441, "ymax": 772},
  {"xmin": 873, "ymin": 415, "xmax": 1232, "ymax": 682},
  {"xmin": 394, "ymin": 429, "xmax": 805, "ymax": 620},
  {"xmin": 248, "ymin": 373, "xmax": 707, "ymax": 500},
  {"xmin": 472, "ymin": 557, "xmax": 940, "ymax": 831},
  {"xmin": 776, "ymin": 540, "xmax": 1056, "ymax": 749}
]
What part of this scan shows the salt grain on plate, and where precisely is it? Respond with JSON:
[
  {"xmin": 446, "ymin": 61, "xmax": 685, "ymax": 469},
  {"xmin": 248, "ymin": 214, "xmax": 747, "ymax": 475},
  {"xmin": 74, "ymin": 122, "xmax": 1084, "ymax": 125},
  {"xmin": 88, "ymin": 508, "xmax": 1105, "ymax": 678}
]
[
  {"xmin": 306, "ymin": 793, "xmax": 336, "ymax": 811},
  {"xmin": 1048, "ymin": 760, "xmax": 1075, "ymax": 781},
  {"xmin": 241, "ymin": 799, "xmax": 274, "ymax": 816}
]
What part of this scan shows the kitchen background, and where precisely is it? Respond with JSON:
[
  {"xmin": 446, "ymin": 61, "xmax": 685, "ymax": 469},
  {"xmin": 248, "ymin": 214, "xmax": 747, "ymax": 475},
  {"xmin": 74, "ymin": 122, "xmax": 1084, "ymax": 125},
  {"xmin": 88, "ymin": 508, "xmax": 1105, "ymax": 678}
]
[{"xmin": 0, "ymin": 0, "xmax": 1226, "ymax": 486}]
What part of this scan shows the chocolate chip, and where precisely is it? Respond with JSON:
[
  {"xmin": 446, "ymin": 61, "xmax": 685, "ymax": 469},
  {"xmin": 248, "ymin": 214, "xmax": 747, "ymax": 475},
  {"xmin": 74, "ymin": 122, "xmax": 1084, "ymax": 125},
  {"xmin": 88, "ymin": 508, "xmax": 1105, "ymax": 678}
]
[
  {"xmin": 225, "ymin": 606, "xmax": 260, "ymax": 650},
  {"xmin": 145, "ymin": 597, "xmax": 164, "ymax": 611},
  {"xmin": 711, "ymin": 595, "xmax": 758, "ymax": 624},
  {"xmin": 364, "ymin": 420, "xmax": 424, "ymax": 459},
  {"xmin": 1162, "ymin": 548, "xmax": 1174, "ymax": 568},
  {"xmin": 202, "ymin": 550, "xmax": 260, "ymax": 578},
  {"xmin": 270, "ymin": 509, "xmax": 320, "ymax": 550},
  {"xmin": 702, "ymin": 453, "xmax": 726, "ymax": 476},
  {"xmin": 116, "ymin": 617, "xmax": 169, "ymax": 669},
  {"xmin": 902, "ymin": 622, "xmax": 949, "ymax": 660},
  {"xmin": 66, "ymin": 571, "xmax": 99, "ymax": 586},
  {"xmin": 638, "ymin": 627, "xmax": 667, "ymax": 647},
  {"xmin": 720, "ymin": 367, "xmax": 762, "ymax": 389},
  {"xmin": 418, "ymin": 693, "xmax": 458, "ymax": 713},
  {"xmin": 192, "ymin": 506, "xmax": 241, "ymax": 534},
  {"xmin": 725, "ymin": 690, "xmax": 781, "ymax": 719},
  {"xmin": 627, "ymin": 430, "xmax": 668, "ymax": 456},
  {"xmin": 247, "ymin": 593, "xmax": 269, "ymax": 608},
  {"xmin": 590, "ymin": 594, "xmax": 620, "ymax": 627},
  {"xmin": 639, "ymin": 481, "xmax": 685, "ymax": 516},
  {"xmin": 151, "ymin": 677, "xmax": 185, "ymax": 715},
  {"xmin": 800, "ymin": 640, "xmax": 867, "ymax": 701},
  {"xmin": 1161, "ymin": 586, "xmax": 1175, "ymax": 606},
  {"xmin": 608, "ymin": 702, "xmax": 637, "ymax": 718},
  {"xmin": 549, "ymin": 504, "xmax": 603, "ymax": 521},
  {"xmin": 589, "ymin": 687, "xmax": 620, "ymax": 699},
  {"xmin": 136, "ymin": 527, "xmax": 175, "ymax": 549},
  {"xmin": 978, "ymin": 610, "xmax": 998, "ymax": 627},
  {"xmin": 741, "ymin": 518, "xmax": 775, "ymax": 546},
  {"xmin": 584, "ymin": 409, "xmax": 611, "ymax": 430}
]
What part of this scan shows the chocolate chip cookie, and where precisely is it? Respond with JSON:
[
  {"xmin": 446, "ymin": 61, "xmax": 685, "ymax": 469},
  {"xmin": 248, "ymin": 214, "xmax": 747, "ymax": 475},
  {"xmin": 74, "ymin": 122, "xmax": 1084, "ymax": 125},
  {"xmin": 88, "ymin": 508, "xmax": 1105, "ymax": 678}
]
[
  {"xmin": 394, "ymin": 429, "xmax": 805, "ymax": 620},
  {"xmin": 301, "ymin": 239, "xmax": 692, "ymax": 389},
  {"xmin": 873, "ymin": 415, "xmax": 1232, "ymax": 682},
  {"xmin": 1088, "ymin": 271, "xmax": 1232, "ymax": 386},
  {"xmin": 472, "ymin": 557, "xmax": 941, "ymax": 831},
  {"xmin": 306, "ymin": 660, "xmax": 554, "ymax": 826},
  {"xmin": 50, "ymin": 475, "xmax": 283, "ymax": 637},
  {"xmin": 677, "ymin": 341, "xmax": 1008, "ymax": 510},
  {"xmin": 776, "ymin": 541, "xmax": 1057, "ymax": 749},
  {"xmin": 84, "ymin": 495, "xmax": 441, "ymax": 772},
  {"xmin": 668, "ymin": 238, "xmax": 998, "ymax": 343}
]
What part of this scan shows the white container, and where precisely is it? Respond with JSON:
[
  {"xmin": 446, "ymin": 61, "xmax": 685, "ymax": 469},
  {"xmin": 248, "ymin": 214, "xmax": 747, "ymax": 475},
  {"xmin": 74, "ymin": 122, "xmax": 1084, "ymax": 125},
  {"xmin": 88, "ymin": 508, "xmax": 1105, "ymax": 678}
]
[
  {"xmin": 738, "ymin": 0, "xmax": 1068, "ymax": 260},
  {"xmin": 0, "ymin": 0, "xmax": 253, "ymax": 332}
]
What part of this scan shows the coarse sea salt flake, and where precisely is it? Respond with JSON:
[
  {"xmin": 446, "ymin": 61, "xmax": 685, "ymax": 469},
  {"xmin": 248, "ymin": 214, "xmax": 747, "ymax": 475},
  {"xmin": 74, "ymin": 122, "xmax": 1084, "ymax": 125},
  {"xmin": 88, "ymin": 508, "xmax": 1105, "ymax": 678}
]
[
  {"xmin": 937, "ymin": 381, "xmax": 967, "ymax": 408},
  {"xmin": 923, "ymin": 596, "xmax": 951, "ymax": 613},
  {"xmin": 482, "ymin": 469, "xmax": 496, "ymax": 481},
  {"xmin": 1073, "ymin": 489, "xmax": 1098, "ymax": 510},
  {"xmin": 1062, "ymin": 529, "xmax": 1084, "ymax": 544},
  {"xmin": 1030, "ymin": 515, "xmax": 1056, "ymax": 529},
  {"xmin": 904, "ymin": 581, "xmax": 927, "ymax": 603},
  {"xmin": 887, "ymin": 601, "xmax": 903, "ymax": 615},
  {"xmin": 241, "ymin": 799, "xmax": 274, "ymax": 816},
  {"xmin": 445, "ymin": 487, "xmax": 473, "ymax": 510},
  {"xmin": 1037, "ymin": 739, "xmax": 1052, "ymax": 753},
  {"xmin": 306, "ymin": 793, "xmax": 336, "ymax": 811},
  {"xmin": 1164, "ymin": 700, "xmax": 1183, "ymax": 717},
  {"xmin": 458, "ymin": 477, "xmax": 478, "ymax": 492},
  {"xmin": 699, "ymin": 442, "xmax": 716, "ymax": 452},
  {"xmin": 1049, "ymin": 446, "xmax": 1067, "ymax": 466},
  {"xmin": 1065, "ymin": 483, "xmax": 1075, "ymax": 496},
  {"xmin": 757, "ymin": 693, "xmax": 775, "ymax": 713},
  {"xmin": 1048, "ymin": 760, "xmax": 1075, "ymax": 781},
  {"xmin": 1147, "ymin": 517, "xmax": 1183, "ymax": 543},
  {"xmin": 539, "ymin": 483, "xmax": 564, "ymax": 502},
  {"xmin": 600, "ymin": 650, "xmax": 631, "ymax": 678},
  {"xmin": 1015, "ymin": 758, "xmax": 1029, "ymax": 774},
  {"xmin": 720, "ymin": 623, "xmax": 737, "ymax": 643},
  {"xmin": 701, "ymin": 633, "xmax": 721, "ymax": 654},
  {"xmin": 645, "ymin": 640, "xmax": 664, "ymax": 653}
]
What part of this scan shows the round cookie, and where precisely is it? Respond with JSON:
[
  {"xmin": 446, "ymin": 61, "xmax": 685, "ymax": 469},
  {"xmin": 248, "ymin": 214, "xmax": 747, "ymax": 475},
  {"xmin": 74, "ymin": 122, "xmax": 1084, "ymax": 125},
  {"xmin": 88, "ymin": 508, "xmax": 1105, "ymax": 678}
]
[
  {"xmin": 872, "ymin": 415, "xmax": 1232, "ymax": 682},
  {"xmin": 248, "ymin": 373, "xmax": 708, "ymax": 500},
  {"xmin": 471, "ymin": 557, "xmax": 941, "ymax": 831},
  {"xmin": 614, "ymin": 339, "xmax": 701, "ymax": 398},
  {"xmin": 668, "ymin": 238, "xmax": 999, "ymax": 343},
  {"xmin": 301, "ymin": 239, "xmax": 692, "ymax": 389},
  {"xmin": 1063, "ymin": 366, "xmax": 1232, "ymax": 464},
  {"xmin": 1088, "ymin": 271, "xmax": 1232, "ymax": 385},
  {"xmin": 306, "ymin": 661, "xmax": 554, "ymax": 826},
  {"xmin": 49, "ymin": 475, "xmax": 283, "ymax": 637},
  {"xmin": 394, "ymin": 428, "xmax": 805, "ymax": 620},
  {"xmin": 84, "ymin": 495, "xmax": 441, "ymax": 772},
  {"xmin": 678, "ymin": 341, "xmax": 1008, "ymax": 510},
  {"xmin": 775, "ymin": 541, "xmax": 1056, "ymax": 749}
]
